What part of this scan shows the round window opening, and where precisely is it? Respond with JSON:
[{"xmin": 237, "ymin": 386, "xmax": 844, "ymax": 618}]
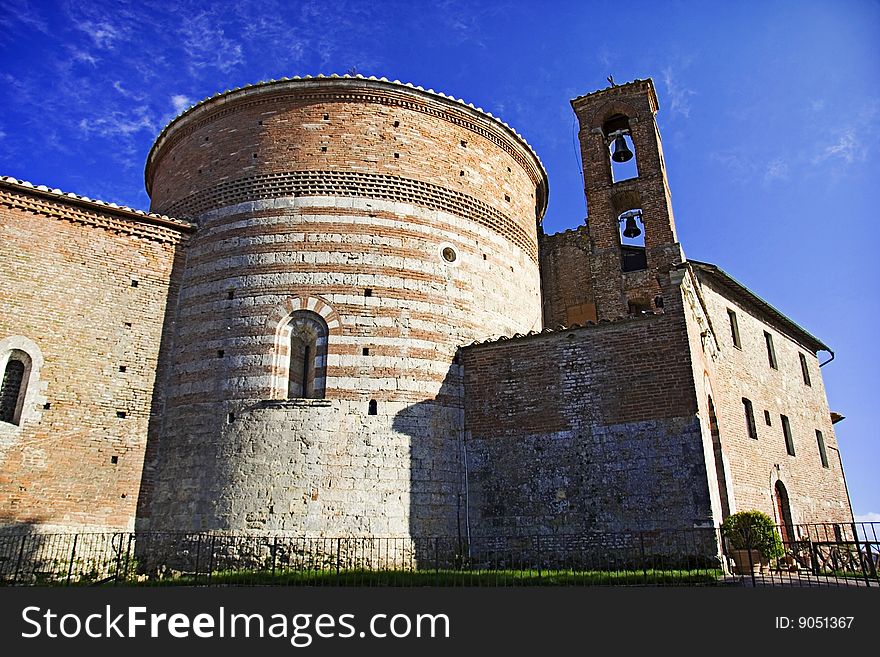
[{"xmin": 441, "ymin": 246, "xmax": 457, "ymax": 263}]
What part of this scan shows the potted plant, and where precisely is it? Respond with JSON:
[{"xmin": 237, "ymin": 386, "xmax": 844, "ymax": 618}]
[{"xmin": 720, "ymin": 510, "xmax": 784, "ymax": 575}]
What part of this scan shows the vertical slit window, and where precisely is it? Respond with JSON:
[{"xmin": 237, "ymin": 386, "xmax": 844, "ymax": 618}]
[
  {"xmin": 781, "ymin": 414, "xmax": 795, "ymax": 456},
  {"xmin": 799, "ymin": 353, "xmax": 812, "ymax": 386},
  {"xmin": 816, "ymin": 430, "xmax": 829, "ymax": 468},
  {"xmin": 0, "ymin": 356, "xmax": 27, "ymax": 425},
  {"xmin": 742, "ymin": 398, "xmax": 757, "ymax": 439},
  {"xmin": 727, "ymin": 309, "xmax": 741, "ymax": 349},
  {"xmin": 764, "ymin": 331, "xmax": 778, "ymax": 369}
]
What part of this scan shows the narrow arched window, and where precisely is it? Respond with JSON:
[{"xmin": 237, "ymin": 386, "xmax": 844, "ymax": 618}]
[
  {"xmin": 283, "ymin": 311, "xmax": 328, "ymax": 399},
  {"xmin": 1, "ymin": 350, "xmax": 31, "ymax": 425}
]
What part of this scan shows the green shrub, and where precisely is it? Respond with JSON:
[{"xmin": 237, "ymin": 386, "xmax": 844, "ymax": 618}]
[{"xmin": 720, "ymin": 510, "xmax": 784, "ymax": 560}]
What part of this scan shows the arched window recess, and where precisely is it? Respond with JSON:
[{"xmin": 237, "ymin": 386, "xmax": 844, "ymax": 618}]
[
  {"xmin": 281, "ymin": 310, "xmax": 329, "ymax": 400},
  {"xmin": 0, "ymin": 349, "xmax": 32, "ymax": 426}
]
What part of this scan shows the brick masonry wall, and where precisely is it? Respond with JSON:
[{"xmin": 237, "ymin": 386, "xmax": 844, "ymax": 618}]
[
  {"xmin": 685, "ymin": 269, "xmax": 852, "ymax": 526},
  {"xmin": 538, "ymin": 226, "xmax": 597, "ymax": 327},
  {"xmin": 0, "ymin": 183, "xmax": 189, "ymax": 532},
  {"xmin": 461, "ymin": 289, "xmax": 716, "ymax": 536},
  {"xmin": 141, "ymin": 79, "xmax": 547, "ymax": 536}
]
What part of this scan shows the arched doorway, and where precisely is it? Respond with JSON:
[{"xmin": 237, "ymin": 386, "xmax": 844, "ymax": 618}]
[{"xmin": 774, "ymin": 480, "xmax": 794, "ymax": 546}]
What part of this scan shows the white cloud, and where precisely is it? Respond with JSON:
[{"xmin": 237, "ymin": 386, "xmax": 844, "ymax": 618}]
[
  {"xmin": 0, "ymin": 0, "xmax": 50, "ymax": 36},
  {"xmin": 112, "ymin": 81, "xmax": 145, "ymax": 101},
  {"xmin": 855, "ymin": 512, "xmax": 880, "ymax": 523},
  {"xmin": 662, "ymin": 66, "xmax": 697, "ymax": 120},
  {"xmin": 171, "ymin": 94, "xmax": 194, "ymax": 114},
  {"xmin": 180, "ymin": 12, "xmax": 244, "ymax": 74},
  {"xmin": 812, "ymin": 129, "xmax": 861, "ymax": 165},
  {"xmin": 78, "ymin": 108, "xmax": 157, "ymax": 138},
  {"xmin": 68, "ymin": 47, "xmax": 98, "ymax": 66},
  {"xmin": 72, "ymin": 19, "xmax": 123, "ymax": 50}
]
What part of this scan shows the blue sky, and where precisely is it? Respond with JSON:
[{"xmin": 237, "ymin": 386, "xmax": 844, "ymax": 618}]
[{"xmin": 1, "ymin": 0, "xmax": 877, "ymax": 521}]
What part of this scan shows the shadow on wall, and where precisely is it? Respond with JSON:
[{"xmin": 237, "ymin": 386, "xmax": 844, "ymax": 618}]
[
  {"xmin": 136, "ymin": 248, "xmax": 189, "ymax": 532},
  {"xmin": 391, "ymin": 361, "xmax": 467, "ymax": 566},
  {"xmin": 0, "ymin": 519, "xmax": 132, "ymax": 585}
]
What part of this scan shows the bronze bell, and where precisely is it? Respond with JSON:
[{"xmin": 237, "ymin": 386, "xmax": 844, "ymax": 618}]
[
  {"xmin": 623, "ymin": 216, "xmax": 642, "ymax": 239},
  {"xmin": 611, "ymin": 135, "xmax": 633, "ymax": 163}
]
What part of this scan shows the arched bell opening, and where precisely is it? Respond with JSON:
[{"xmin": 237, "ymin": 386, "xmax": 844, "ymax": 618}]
[{"xmin": 603, "ymin": 114, "xmax": 638, "ymax": 183}]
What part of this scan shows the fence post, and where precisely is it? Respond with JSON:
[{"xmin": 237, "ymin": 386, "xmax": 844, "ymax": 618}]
[
  {"xmin": 811, "ymin": 541, "xmax": 820, "ymax": 577},
  {"xmin": 194, "ymin": 534, "xmax": 202, "ymax": 584},
  {"xmin": 207, "ymin": 535, "xmax": 216, "ymax": 584},
  {"xmin": 124, "ymin": 534, "xmax": 133, "ymax": 583},
  {"xmin": 747, "ymin": 545, "xmax": 756, "ymax": 588},
  {"xmin": 113, "ymin": 533, "xmax": 121, "ymax": 584},
  {"xmin": 336, "ymin": 538, "xmax": 341, "ymax": 578},
  {"xmin": 66, "ymin": 534, "xmax": 79, "ymax": 586},
  {"xmin": 14, "ymin": 534, "xmax": 27, "ymax": 584},
  {"xmin": 271, "ymin": 536, "xmax": 278, "ymax": 577},
  {"xmin": 639, "ymin": 532, "xmax": 647, "ymax": 584},
  {"xmin": 536, "ymin": 535, "xmax": 541, "ymax": 580}
]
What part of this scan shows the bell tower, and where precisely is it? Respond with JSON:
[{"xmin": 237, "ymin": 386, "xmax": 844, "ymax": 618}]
[{"xmin": 571, "ymin": 78, "xmax": 683, "ymax": 320}]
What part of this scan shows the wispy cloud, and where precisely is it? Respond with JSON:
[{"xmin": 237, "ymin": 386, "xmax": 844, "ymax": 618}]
[
  {"xmin": 113, "ymin": 80, "xmax": 146, "ymax": 101},
  {"xmin": 0, "ymin": 0, "xmax": 50, "ymax": 37},
  {"xmin": 78, "ymin": 108, "xmax": 157, "ymax": 138},
  {"xmin": 67, "ymin": 46, "xmax": 99, "ymax": 67},
  {"xmin": 812, "ymin": 129, "xmax": 861, "ymax": 165},
  {"xmin": 764, "ymin": 158, "xmax": 790, "ymax": 183},
  {"xmin": 662, "ymin": 66, "xmax": 697, "ymax": 120},
  {"xmin": 855, "ymin": 512, "xmax": 880, "ymax": 523},
  {"xmin": 71, "ymin": 19, "xmax": 124, "ymax": 50},
  {"xmin": 180, "ymin": 12, "xmax": 244, "ymax": 74},
  {"xmin": 710, "ymin": 150, "xmax": 756, "ymax": 184}
]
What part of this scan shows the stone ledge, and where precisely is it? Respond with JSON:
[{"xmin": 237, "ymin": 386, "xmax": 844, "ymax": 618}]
[{"xmin": 257, "ymin": 399, "xmax": 333, "ymax": 409}]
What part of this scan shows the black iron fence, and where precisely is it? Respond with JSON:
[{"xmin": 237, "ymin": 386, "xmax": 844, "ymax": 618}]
[{"xmin": 0, "ymin": 522, "xmax": 876, "ymax": 587}]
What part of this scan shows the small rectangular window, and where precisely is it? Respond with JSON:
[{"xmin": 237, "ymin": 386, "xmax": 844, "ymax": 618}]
[
  {"xmin": 742, "ymin": 398, "xmax": 758, "ymax": 439},
  {"xmin": 764, "ymin": 331, "xmax": 778, "ymax": 369},
  {"xmin": 781, "ymin": 414, "xmax": 795, "ymax": 456},
  {"xmin": 816, "ymin": 430, "xmax": 829, "ymax": 468},
  {"xmin": 727, "ymin": 309, "xmax": 741, "ymax": 349},
  {"xmin": 764, "ymin": 410, "xmax": 772, "ymax": 426},
  {"xmin": 799, "ymin": 353, "xmax": 812, "ymax": 386}
]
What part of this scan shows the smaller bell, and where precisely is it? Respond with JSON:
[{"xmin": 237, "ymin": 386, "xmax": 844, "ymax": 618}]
[
  {"xmin": 611, "ymin": 135, "xmax": 633, "ymax": 163},
  {"xmin": 623, "ymin": 216, "xmax": 641, "ymax": 239}
]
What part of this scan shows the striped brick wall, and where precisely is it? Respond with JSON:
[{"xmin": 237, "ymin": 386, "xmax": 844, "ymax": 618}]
[{"xmin": 141, "ymin": 78, "xmax": 547, "ymax": 536}]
